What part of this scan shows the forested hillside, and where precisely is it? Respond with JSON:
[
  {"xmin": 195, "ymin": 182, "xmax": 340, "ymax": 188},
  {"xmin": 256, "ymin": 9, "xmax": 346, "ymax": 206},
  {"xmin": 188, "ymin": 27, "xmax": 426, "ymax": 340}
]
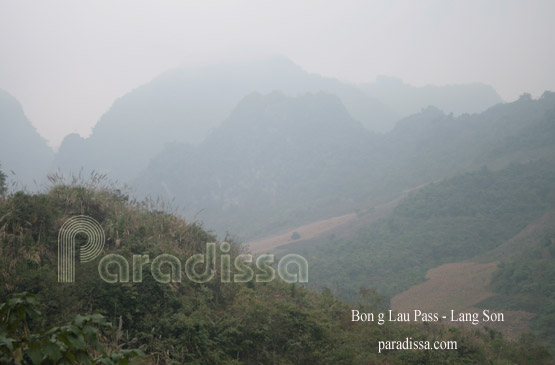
[
  {"xmin": 2, "ymin": 179, "xmax": 549, "ymax": 363},
  {"xmin": 281, "ymin": 160, "xmax": 555, "ymax": 300},
  {"xmin": 3, "ymin": 1, "xmax": 554, "ymax": 363},
  {"xmin": 2, "ymin": 71, "xmax": 554, "ymax": 365},
  {"xmin": 269, "ymin": 159, "xmax": 555, "ymax": 353},
  {"xmin": 483, "ymin": 222, "xmax": 555, "ymax": 352}
]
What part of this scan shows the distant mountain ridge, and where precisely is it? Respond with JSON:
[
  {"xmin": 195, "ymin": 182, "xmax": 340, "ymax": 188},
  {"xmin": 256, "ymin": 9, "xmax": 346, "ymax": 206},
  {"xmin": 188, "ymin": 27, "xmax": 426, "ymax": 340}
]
[
  {"xmin": 1, "ymin": 71, "xmax": 551, "ymax": 240},
  {"xmin": 380, "ymin": 91, "xmax": 555, "ymax": 184},
  {"xmin": 361, "ymin": 75, "xmax": 503, "ymax": 117},
  {"xmin": 135, "ymin": 91, "xmax": 376, "ymax": 238},
  {"xmin": 53, "ymin": 57, "xmax": 394, "ymax": 180},
  {"xmin": 51, "ymin": 57, "xmax": 504, "ymax": 182},
  {"xmin": 0, "ymin": 88, "xmax": 54, "ymax": 187},
  {"xmin": 137, "ymin": 90, "xmax": 555, "ymax": 239},
  {"xmin": 4, "ymin": 60, "xmax": 555, "ymax": 358}
]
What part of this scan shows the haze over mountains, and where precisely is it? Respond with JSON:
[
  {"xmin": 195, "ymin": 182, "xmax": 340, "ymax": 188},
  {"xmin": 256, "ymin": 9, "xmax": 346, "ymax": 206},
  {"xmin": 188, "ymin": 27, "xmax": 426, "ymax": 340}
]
[
  {"xmin": 0, "ymin": 57, "xmax": 547, "ymax": 239},
  {"xmin": 0, "ymin": 89, "xmax": 53, "ymax": 187},
  {"xmin": 361, "ymin": 75, "xmax": 503, "ymax": 117},
  {"xmin": 135, "ymin": 91, "xmax": 376, "ymax": 237},
  {"xmin": 1, "ymin": 57, "xmax": 550, "ymax": 238},
  {"xmin": 53, "ymin": 57, "xmax": 394, "ymax": 180},
  {"xmin": 4, "ymin": 0, "xmax": 555, "ymax": 361},
  {"xmin": 3, "ymin": 56, "xmax": 555, "ymax": 354},
  {"xmin": 49, "ymin": 57, "xmax": 502, "ymax": 181}
]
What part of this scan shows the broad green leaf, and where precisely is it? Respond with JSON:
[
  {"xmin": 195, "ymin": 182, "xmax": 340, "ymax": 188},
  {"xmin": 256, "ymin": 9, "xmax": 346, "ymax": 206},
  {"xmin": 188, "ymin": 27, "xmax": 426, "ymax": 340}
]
[
  {"xmin": 27, "ymin": 347, "xmax": 43, "ymax": 364},
  {"xmin": 43, "ymin": 342, "xmax": 63, "ymax": 362}
]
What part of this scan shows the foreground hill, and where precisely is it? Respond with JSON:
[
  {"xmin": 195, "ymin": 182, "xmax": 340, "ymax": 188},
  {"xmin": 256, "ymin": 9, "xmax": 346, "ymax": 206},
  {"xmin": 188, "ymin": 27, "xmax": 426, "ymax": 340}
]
[{"xmin": 2, "ymin": 181, "xmax": 549, "ymax": 363}]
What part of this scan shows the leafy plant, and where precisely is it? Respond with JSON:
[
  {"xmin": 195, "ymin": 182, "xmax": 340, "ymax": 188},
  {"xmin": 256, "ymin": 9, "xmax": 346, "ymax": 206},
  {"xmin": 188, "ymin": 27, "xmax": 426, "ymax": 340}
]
[{"xmin": 0, "ymin": 292, "xmax": 142, "ymax": 364}]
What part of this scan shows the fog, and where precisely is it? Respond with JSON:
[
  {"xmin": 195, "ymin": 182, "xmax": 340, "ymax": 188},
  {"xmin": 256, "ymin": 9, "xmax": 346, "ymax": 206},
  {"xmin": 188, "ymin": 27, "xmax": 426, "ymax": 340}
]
[
  {"xmin": 2, "ymin": 2, "xmax": 555, "ymax": 360},
  {"xmin": 1, "ymin": 0, "xmax": 554, "ymax": 148}
]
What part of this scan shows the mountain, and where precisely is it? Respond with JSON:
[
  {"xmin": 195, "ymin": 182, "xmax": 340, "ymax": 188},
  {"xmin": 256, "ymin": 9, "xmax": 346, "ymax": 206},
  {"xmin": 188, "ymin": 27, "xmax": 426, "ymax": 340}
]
[
  {"xmin": 53, "ymin": 57, "xmax": 394, "ymax": 181},
  {"xmin": 0, "ymin": 88, "xmax": 54, "ymax": 187},
  {"xmin": 360, "ymin": 75, "xmax": 503, "ymax": 117},
  {"xmin": 137, "ymin": 91, "xmax": 555, "ymax": 240},
  {"xmin": 375, "ymin": 91, "xmax": 555, "ymax": 193},
  {"xmin": 135, "ymin": 91, "xmax": 377, "ymax": 238},
  {"xmin": 51, "ymin": 58, "xmax": 505, "ymax": 185}
]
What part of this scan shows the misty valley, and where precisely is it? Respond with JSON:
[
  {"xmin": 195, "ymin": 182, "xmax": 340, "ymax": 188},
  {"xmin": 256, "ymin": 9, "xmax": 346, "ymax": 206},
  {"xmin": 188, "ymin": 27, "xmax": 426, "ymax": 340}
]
[{"xmin": 1, "ymin": 57, "xmax": 555, "ymax": 364}]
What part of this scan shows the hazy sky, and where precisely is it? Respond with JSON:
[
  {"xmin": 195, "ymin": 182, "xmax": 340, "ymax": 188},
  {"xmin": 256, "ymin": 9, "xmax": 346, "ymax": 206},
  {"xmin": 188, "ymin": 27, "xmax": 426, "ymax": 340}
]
[{"xmin": 1, "ymin": 0, "xmax": 554, "ymax": 148}]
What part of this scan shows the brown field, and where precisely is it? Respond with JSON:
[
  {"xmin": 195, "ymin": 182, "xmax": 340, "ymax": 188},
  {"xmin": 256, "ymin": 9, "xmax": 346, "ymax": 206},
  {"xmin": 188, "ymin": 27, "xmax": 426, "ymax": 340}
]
[
  {"xmin": 392, "ymin": 261, "xmax": 499, "ymax": 314},
  {"xmin": 390, "ymin": 212, "xmax": 555, "ymax": 339},
  {"xmin": 478, "ymin": 211, "xmax": 555, "ymax": 263},
  {"xmin": 391, "ymin": 261, "xmax": 534, "ymax": 339}
]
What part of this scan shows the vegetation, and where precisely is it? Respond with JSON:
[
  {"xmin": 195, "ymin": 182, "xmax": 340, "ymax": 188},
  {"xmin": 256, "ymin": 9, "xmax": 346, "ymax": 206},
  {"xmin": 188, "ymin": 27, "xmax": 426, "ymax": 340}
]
[
  {"xmin": 3, "ymin": 53, "xmax": 555, "ymax": 365},
  {"xmin": 484, "ymin": 226, "xmax": 555, "ymax": 353},
  {"xmin": 0, "ymin": 292, "xmax": 142, "ymax": 364},
  {"xmin": 291, "ymin": 160, "xmax": 555, "ymax": 304},
  {"xmin": 0, "ymin": 178, "xmax": 550, "ymax": 363}
]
